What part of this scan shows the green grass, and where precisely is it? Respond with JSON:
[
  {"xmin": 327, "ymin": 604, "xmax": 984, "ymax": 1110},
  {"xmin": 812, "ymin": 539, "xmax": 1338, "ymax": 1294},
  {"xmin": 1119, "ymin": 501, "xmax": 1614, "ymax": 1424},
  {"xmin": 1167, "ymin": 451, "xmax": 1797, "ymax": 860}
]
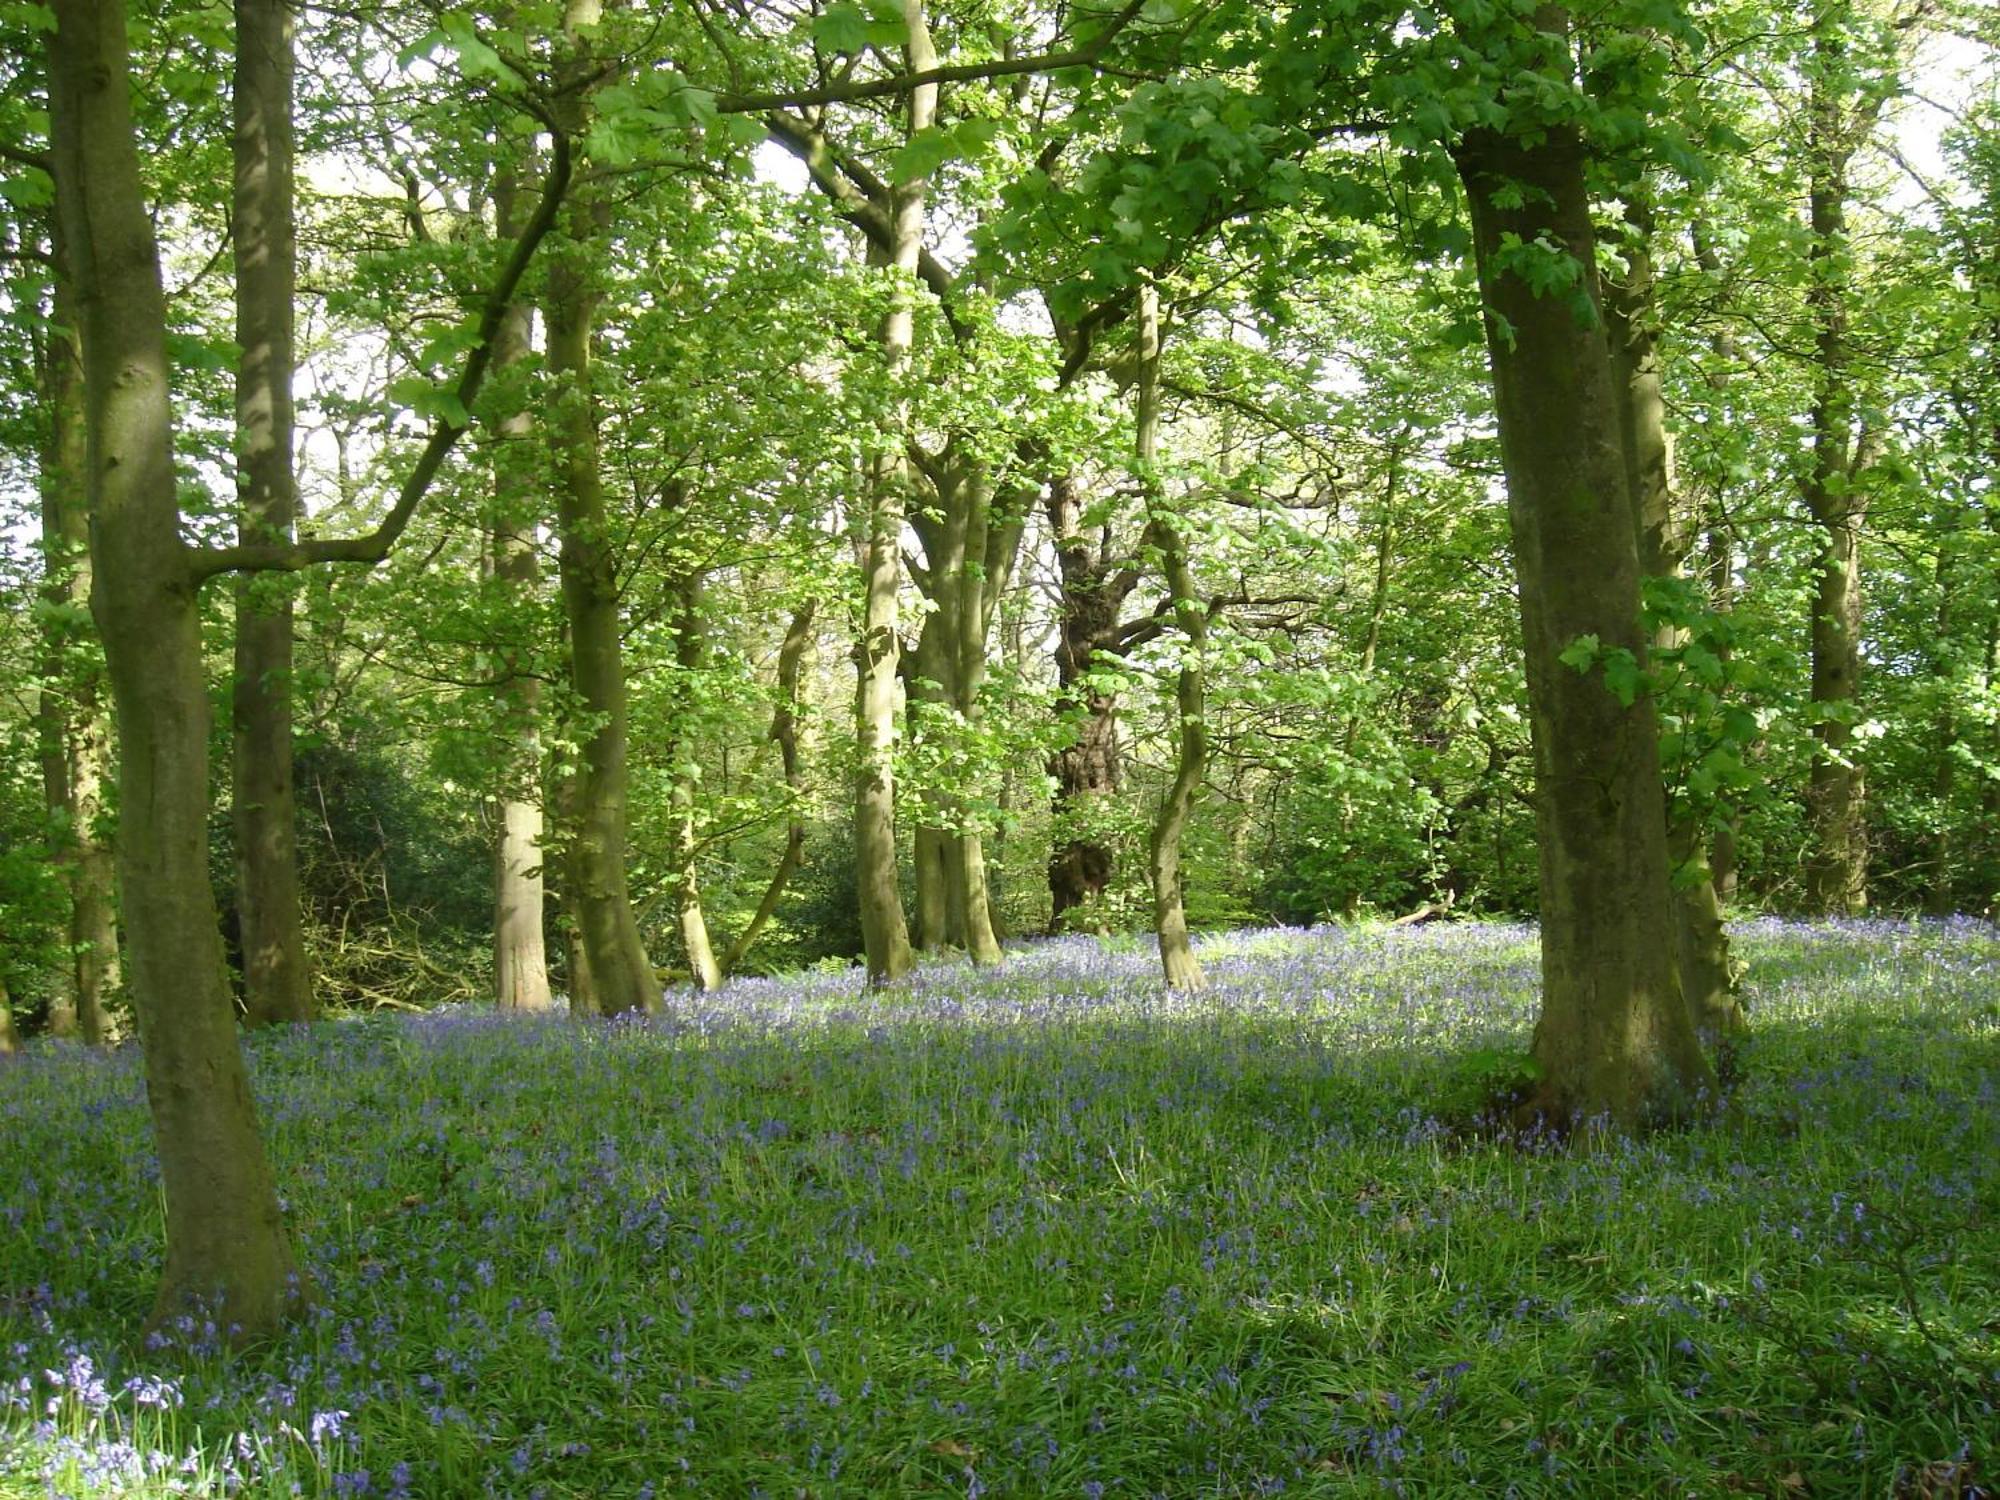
[{"xmin": 1, "ymin": 918, "xmax": 1996, "ymax": 1496}]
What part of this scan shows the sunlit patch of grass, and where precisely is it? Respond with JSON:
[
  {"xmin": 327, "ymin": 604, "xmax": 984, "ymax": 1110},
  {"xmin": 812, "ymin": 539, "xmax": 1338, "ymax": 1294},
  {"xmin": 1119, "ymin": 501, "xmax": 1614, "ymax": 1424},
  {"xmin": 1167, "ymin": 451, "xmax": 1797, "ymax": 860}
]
[{"xmin": 2, "ymin": 919, "xmax": 1996, "ymax": 1496}]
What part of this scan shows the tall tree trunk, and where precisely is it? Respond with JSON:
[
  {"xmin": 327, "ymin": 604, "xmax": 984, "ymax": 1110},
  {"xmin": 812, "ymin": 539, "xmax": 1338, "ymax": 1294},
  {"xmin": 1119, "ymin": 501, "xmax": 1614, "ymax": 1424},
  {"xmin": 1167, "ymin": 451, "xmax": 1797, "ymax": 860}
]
[
  {"xmin": 48, "ymin": 0, "xmax": 299, "ymax": 1334},
  {"xmin": 722, "ymin": 600, "xmax": 815, "ymax": 975},
  {"xmin": 948, "ymin": 460, "xmax": 1005, "ymax": 966},
  {"xmin": 232, "ymin": 0, "xmax": 313, "ymax": 1026},
  {"xmin": 908, "ymin": 610, "xmax": 956, "ymax": 951},
  {"xmin": 545, "ymin": 0, "xmax": 656, "ymax": 1015},
  {"xmin": 852, "ymin": 0, "xmax": 934, "ymax": 985},
  {"xmin": 1455, "ymin": 82, "xmax": 1714, "ymax": 1127},
  {"xmin": 1801, "ymin": 17, "xmax": 1869, "ymax": 916},
  {"xmin": 487, "ymin": 163, "xmax": 553, "ymax": 1012},
  {"xmin": 1047, "ymin": 471, "xmax": 1137, "ymax": 930},
  {"xmin": 1136, "ymin": 283, "xmax": 1206, "ymax": 991},
  {"xmin": 1923, "ymin": 541, "xmax": 1958, "ymax": 915},
  {"xmin": 1603, "ymin": 196, "xmax": 1743, "ymax": 1051},
  {"xmin": 669, "ymin": 571, "xmax": 723, "ymax": 991},
  {"xmin": 37, "ymin": 266, "xmax": 118, "ymax": 1045}
]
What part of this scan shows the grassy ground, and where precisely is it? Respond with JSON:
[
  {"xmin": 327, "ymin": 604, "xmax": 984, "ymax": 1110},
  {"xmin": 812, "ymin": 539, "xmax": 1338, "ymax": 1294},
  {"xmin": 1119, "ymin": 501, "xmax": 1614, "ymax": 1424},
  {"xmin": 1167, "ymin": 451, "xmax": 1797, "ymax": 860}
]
[{"xmin": 1, "ymin": 919, "xmax": 1995, "ymax": 1497}]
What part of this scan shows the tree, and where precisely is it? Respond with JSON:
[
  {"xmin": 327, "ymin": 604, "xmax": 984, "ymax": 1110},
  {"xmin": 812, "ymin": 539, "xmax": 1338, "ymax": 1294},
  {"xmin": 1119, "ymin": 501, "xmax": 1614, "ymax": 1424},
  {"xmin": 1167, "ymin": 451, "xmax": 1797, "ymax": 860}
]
[
  {"xmin": 1450, "ymin": 4, "xmax": 1716, "ymax": 1124},
  {"xmin": 47, "ymin": 0, "xmax": 300, "ymax": 1332},
  {"xmin": 232, "ymin": 0, "xmax": 315, "ymax": 1025}
]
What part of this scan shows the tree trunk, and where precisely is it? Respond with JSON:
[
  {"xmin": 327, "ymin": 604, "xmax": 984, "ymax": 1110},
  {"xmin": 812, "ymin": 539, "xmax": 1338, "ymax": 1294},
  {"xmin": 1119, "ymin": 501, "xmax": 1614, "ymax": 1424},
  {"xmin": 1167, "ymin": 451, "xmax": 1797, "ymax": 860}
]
[
  {"xmin": 669, "ymin": 572, "xmax": 723, "ymax": 991},
  {"xmin": 722, "ymin": 600, "xmax": 814, "ymax": 975},
  {"xmin": 1047, "ymin": 471, "xmax": 1137, "ymax": 930},
  {"xmin": 948, "ymin": 461, "xmax": 1006, "ymax": 965},
  {"xmin": 1801, "ymin": 20, "xmax": 1869, "ymax": 916},
  {"xmin": 853, "ymin": 0, "xmax": 935, "ymax": 985},
  {"xmin": 487, "ymin": 162, "xmax": 553, "ymax": 1012},
  {"xmin": 37, "ymin": 266, "xmax": 119, "ymax": 1045},
  {"xmin": 1455, "ymin": 89, "xmax": 1715, "ymax": 1127},
  {"xmin": 49, "ymin": 0, "xmax": 299, "ymax": 1334},
  {"xmin": 0, "ymin": 977, "xmax": 19, "ymax": 1054},
  {"xmin": 231, "ymin": 0, "xmax": 313, "ymax": 1027},
  {"xmin": 1603, "ymin": 195, "xmax": 1743, "ymax": 1051},
  {"xmin": 545, "ymin": 0, "xmax": 656, "ymax": 1016},
  {"xmin": 1136, "ymin": 283, "xmax": 1206, "ymax": 991},
  {"xmin": 908, "ymin": 610, "xmax": 956, "ymax": 951}
]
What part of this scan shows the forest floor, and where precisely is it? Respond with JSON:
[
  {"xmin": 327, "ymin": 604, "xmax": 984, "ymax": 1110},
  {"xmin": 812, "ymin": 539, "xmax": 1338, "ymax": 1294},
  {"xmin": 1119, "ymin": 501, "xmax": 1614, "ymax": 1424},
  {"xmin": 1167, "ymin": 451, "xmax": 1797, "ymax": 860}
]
[{"xmin": 1, "ymin": 919, "xmax": 1996, "ymax": 1498}]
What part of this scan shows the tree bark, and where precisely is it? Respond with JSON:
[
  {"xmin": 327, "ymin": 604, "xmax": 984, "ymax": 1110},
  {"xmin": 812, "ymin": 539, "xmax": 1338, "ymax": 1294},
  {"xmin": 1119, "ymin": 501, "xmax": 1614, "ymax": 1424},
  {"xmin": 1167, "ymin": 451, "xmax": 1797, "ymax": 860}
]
[
  {"xmin": 232, "ymin": 0, "xmax": 313, "ymax": 1026},
  {"xmin": 487, "ymin": 162, "xmax": 554, "ymax": 1013},
  {"xmin": 1137, "ymin": 283, "xmax": 1206, "ymax": 991},
  {"xmin": 852, "ymin": 0, "xmax": 935, "ymax": 985},
  {"xmin": 545, "ymin": 0, "xmax": 657, "ymax": 1015},
  {"xmin": 0, "ymin": 977, "xmax": 19, "ymax": 1055},
  {"xmin": 1455, "ymin": 91, "xmax": 1715, "ymax": 1127},
  {"xmin": 37, "ymin": 265, "xmax": 119, "ymax": 1045},
  {"xmin": 49, "ymin": 0, "xmax": 299, "ymax": 1334},
  {"xmin": 1603, "ymin": 195, "xmax": 1743, "ymax": 1051},
  {"xmin": 722, "ymin": 600, "xmax": 815, "ymax": 975},
  {"xmin": 1047, "ymin": 470, "xmax": 1138, "ymax": 929},
  {"xmin": 669, "ymin": 571, "xmax": 723, "ymax": 991},
  {"xmin": 1801, "ymin": 16, "xmax": 1870, "ymax": 916}
]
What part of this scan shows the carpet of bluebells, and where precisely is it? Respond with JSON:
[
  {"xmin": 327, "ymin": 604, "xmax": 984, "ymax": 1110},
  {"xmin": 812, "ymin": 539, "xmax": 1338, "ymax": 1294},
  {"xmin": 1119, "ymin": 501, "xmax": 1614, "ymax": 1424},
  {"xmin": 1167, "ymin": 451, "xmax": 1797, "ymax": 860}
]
[{"xmin": 2, "ymin": 919, "xmax": 1996, "ymax": 1498}]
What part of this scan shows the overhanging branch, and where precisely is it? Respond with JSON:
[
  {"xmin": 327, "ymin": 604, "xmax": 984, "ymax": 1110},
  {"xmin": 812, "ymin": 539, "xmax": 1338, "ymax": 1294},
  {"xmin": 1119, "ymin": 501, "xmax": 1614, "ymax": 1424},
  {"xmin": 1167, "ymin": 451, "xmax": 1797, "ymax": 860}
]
[{"xmin": 193, "ymin": 123, "xmax": 572, "ymax": 581}]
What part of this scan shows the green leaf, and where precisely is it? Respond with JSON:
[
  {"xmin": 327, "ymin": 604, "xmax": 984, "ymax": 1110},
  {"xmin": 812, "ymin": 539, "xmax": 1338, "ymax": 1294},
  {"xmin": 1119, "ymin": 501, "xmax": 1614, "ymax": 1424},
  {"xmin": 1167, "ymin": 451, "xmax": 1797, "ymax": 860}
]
[{"xmin": 813, "ymin": 2, "xmax": 871, "ymax": 53}]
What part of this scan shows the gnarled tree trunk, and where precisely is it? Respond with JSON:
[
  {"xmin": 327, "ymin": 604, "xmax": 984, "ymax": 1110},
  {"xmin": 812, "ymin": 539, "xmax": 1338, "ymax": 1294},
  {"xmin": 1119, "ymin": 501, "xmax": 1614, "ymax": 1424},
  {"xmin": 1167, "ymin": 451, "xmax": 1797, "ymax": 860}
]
[
  {"xmin": 49, "ymin": 0, "xmax": 299, "ymax": 1334},
  {"xmin": 1456, "ymin": 81, "xmax": 1715, "ymax": 1127},
  {"xmin": 722, "ymin": 600, "xmax": 815, "ymax": 975}
]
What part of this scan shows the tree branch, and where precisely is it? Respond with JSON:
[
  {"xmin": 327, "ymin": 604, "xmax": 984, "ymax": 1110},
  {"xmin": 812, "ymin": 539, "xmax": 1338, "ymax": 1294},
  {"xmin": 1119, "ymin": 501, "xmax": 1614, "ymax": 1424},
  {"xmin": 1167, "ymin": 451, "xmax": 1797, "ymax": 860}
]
[
  {"xmin": 713, "ymin": 0, "xmax": 1147, "ymax": 114},
  {"xmin": 192, "ymin": 123, "xmax": 572, "ymax": 581}
]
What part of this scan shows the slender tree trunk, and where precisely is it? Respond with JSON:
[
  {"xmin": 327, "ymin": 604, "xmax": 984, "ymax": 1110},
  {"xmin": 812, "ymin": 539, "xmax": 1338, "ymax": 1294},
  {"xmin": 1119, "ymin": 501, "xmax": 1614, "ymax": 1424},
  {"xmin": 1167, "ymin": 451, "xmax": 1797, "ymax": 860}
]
[
  {"xmin": 1604, "ymin": 195, "xmax": 1743, "ymax": 1051},
  {"xmin": 853, "ymin": 0, "xmax": 935, "ymax": 985},
  {"xmin": 669, "ymin": 572, "xmax": 723, "ymax": 991},
  {"xmin": 545, "ymin": 0, "xmax": 656, "ymax": 1015},
  {"xmin": 908, "ymin": 609, "xmax": 956, "ymax": 951},
  {"xmin": 1802, "ymin": 21, "xmax": 1869, "ymax": 916},
  {"xmin": 49, "ymin": 0, "xmax": 299, "ymax": 1334},
  {"xmin": 1703, "ymin": 514, "xmax": 1741, "ymax": 902},
  {"xmin": 1923, "ymin": 542, "xmax": 1958, "ymax": 915},
  {"xmin": 1455, "ymin": 83, "xmax": 1715, "ymax": 1127},
  {"xmin": 231, "ymin": 0, "xmax": 313, "ymax": 1026},
  {"xmin": 722, "ymin": 600, "xmax": 815, "ymax": 974},
  {"xmin": 949, "ymin": 460, "xmax": 1004, "ymax": 966},
  {"xmin": 1136, "ymin": 284, "xmax": 1206, "ymax": 991},
  {"xmin": 37, "ymin": 268, "xmax": 118, "ymax": 1045},
  {"xmin": 487, "ymin": 164, "xmax": 553, "ymax": 1012}
]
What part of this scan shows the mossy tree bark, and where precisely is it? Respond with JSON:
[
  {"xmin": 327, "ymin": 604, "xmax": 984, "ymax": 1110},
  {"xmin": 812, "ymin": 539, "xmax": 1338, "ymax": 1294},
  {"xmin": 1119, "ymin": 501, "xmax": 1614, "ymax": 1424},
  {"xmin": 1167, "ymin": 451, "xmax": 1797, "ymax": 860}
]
[
  {"xmin": 1455, "ymin": 89, "xmax": 1715, "ymax": 1127},
  {"xmin": 232, "ymin": 0, "xmax": 313, "ymax": 1026},
  {"xmin": 48, "ymin": 0, "xmax": 299, "ymax": 1334},
  {"xmin": 545, "ymin": 0, "xmax": 657, "ymax": 1016},
  {"xmin": 36, "ymin": 266, "xmax": 119, "ymax": 1045},
  {"xmin": 1136, "ymin": 283, "xmax": 1206, "ymax": 991}
]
